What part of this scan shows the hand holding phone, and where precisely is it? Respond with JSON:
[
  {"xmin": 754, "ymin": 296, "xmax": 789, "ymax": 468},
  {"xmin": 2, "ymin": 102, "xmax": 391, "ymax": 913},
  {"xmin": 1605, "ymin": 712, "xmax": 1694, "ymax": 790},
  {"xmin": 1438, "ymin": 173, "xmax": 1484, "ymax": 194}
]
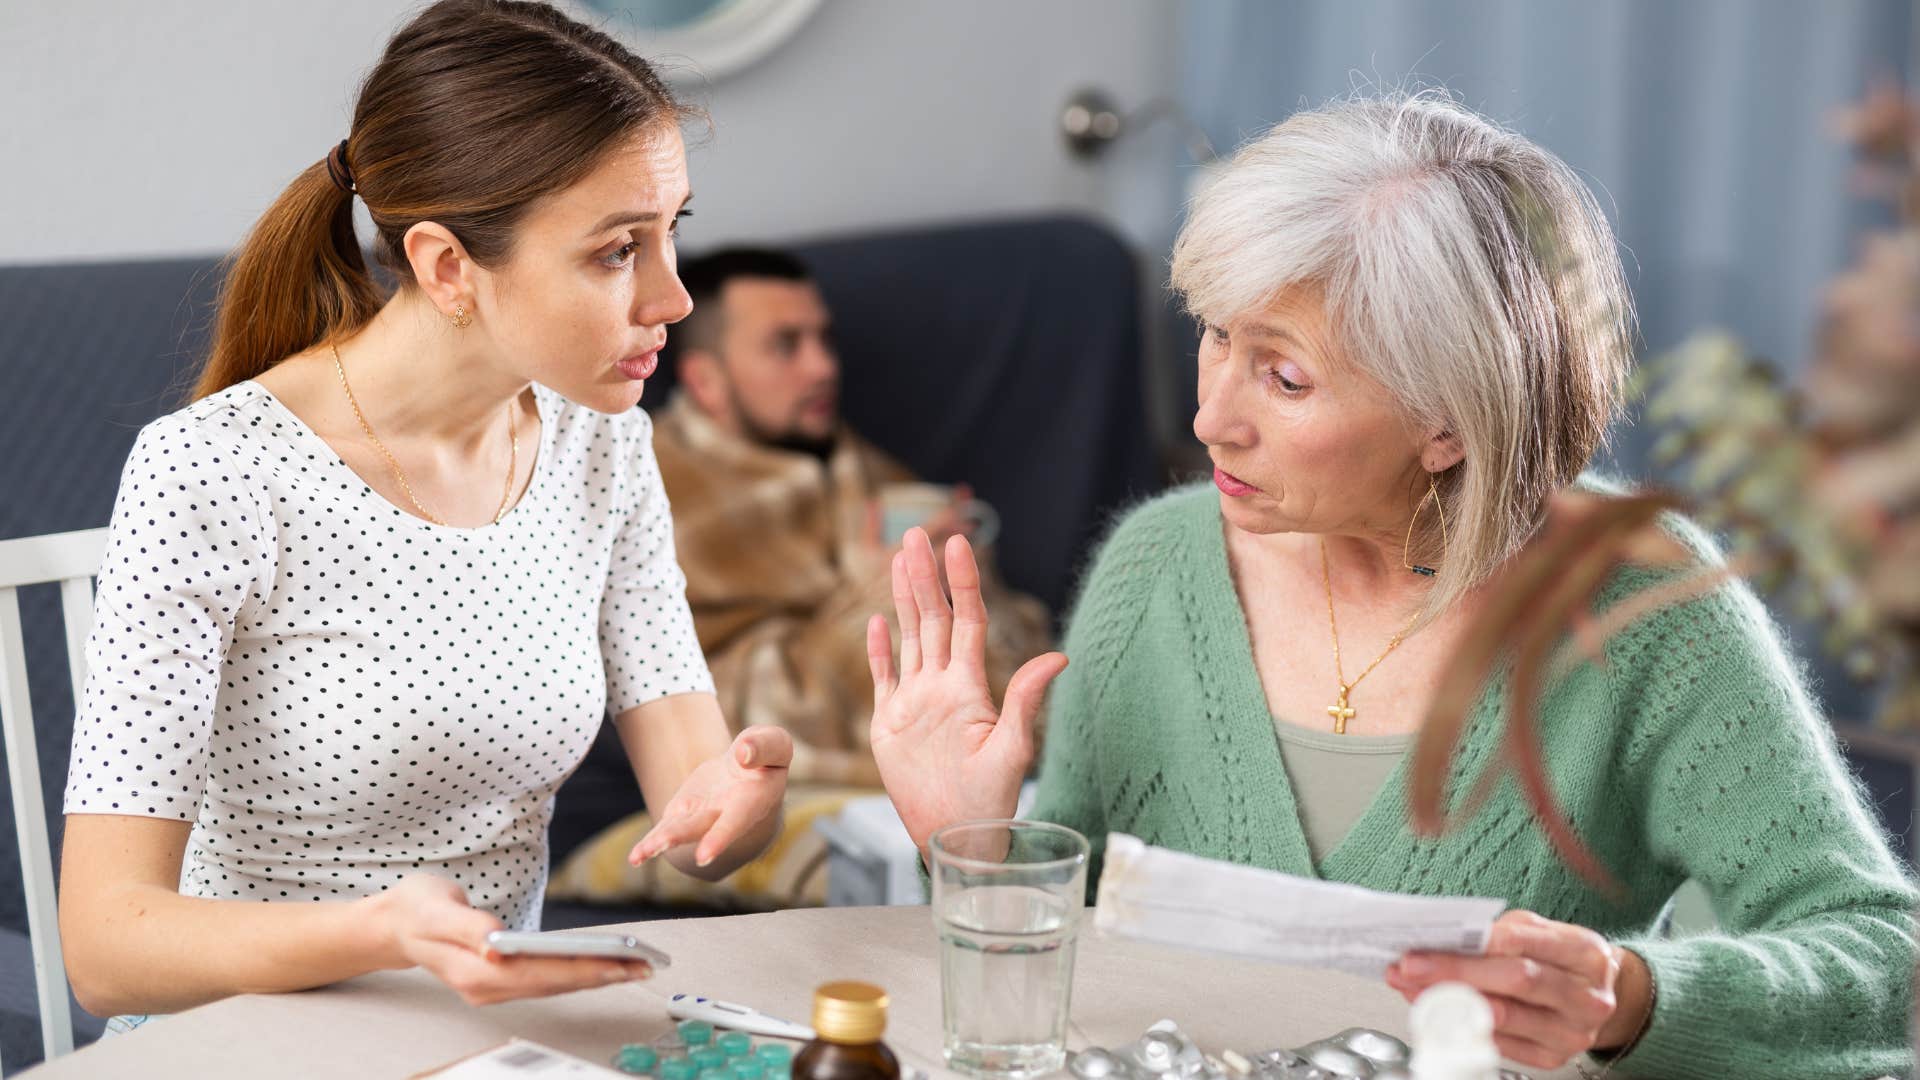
[
  {"xmin": 371, "ymin": 874, "xmax": 659, "ymax": 1006},
  {"xmin": 485, "ymin": 930, "xmax": 673, "ymax": 968}
]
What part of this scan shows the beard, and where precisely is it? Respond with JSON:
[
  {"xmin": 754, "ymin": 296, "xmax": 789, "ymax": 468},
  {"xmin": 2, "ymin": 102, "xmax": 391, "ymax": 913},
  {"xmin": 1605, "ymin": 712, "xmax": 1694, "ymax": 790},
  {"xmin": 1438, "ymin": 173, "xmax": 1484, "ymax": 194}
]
[
  {"xmin": 730, "ymin": 387, "xmax": 838, "ymax": 461},
  {"xmin": 758, "ymin": 427, "xmax": 838, "ymax": 461}
]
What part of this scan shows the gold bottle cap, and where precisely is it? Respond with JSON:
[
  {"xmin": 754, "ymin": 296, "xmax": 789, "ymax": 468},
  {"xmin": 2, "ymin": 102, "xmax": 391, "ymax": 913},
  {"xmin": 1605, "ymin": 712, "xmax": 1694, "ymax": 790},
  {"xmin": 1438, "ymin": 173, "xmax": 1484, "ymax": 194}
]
[{"xmin": 812, "ymin": 981, "xmax": 889, "ymax": 1044}]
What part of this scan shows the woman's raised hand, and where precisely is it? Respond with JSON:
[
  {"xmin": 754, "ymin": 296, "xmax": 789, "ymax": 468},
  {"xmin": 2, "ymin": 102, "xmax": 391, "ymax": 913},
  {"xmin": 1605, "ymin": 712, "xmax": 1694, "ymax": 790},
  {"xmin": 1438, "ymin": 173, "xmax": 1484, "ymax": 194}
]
[{"xmin": 867, "ymin": 529, "xmax": 1068, "ymax": 852}]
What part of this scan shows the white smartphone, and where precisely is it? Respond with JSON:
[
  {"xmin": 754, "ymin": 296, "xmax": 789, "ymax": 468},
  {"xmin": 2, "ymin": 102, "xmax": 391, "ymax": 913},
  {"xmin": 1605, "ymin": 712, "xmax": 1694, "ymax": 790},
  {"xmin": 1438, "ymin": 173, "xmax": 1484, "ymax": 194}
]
[{"xmin": 484, "ymin": 930, "xmax": 672, "ymax": 968}]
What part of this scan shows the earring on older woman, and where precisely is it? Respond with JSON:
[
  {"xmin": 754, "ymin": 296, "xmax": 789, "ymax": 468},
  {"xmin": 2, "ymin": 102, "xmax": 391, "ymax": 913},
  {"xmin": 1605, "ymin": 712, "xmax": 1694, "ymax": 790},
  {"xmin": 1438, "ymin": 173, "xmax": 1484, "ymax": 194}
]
[{"xmin": 1403, "ymin": 474, "xmax": 1447, "ymax": 576}]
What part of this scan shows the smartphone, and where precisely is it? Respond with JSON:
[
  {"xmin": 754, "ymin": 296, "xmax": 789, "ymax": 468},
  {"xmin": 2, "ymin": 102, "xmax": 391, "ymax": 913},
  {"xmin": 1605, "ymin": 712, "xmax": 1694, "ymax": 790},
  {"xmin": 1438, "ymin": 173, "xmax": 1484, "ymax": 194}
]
[{"xmin": 484, "ymin": 930, "xmax": 672, "ymax": 968}]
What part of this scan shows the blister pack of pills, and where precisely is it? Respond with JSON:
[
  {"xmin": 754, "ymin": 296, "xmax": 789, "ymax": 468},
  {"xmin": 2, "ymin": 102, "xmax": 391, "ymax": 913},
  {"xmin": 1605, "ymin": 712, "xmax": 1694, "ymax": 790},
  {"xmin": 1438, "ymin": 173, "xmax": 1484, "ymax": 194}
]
[{"xmin": 1067, "ymin": 1020, "xmax": 1531, "ymax": 1080}]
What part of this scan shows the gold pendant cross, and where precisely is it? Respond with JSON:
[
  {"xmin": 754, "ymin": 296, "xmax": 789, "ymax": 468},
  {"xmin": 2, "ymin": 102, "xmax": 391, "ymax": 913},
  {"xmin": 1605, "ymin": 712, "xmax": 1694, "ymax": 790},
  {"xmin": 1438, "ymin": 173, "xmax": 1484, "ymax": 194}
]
[{"xmin": 1327, "ymin": 685, "xmax": 1356, "ymax": 735}]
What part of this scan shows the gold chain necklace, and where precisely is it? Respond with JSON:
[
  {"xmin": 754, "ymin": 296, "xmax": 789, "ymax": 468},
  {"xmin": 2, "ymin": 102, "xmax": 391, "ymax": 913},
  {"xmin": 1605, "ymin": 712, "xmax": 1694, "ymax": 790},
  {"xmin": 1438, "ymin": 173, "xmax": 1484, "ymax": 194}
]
[
  {"xmin": 330, "ymin": 342, "xmax": 518, "ymax": 527},
  {"xmin": 1320, "ymin": 538, "xmax": 1421, "ymax": 734}
]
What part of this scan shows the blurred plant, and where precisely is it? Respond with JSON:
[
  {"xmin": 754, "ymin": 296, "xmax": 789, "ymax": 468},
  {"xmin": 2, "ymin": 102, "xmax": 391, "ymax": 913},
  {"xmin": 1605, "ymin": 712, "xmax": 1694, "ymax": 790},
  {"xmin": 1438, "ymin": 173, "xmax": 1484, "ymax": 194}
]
[{"xmin": 1408, "ymin": 81, "xmax": 1920, "ymax": 893}]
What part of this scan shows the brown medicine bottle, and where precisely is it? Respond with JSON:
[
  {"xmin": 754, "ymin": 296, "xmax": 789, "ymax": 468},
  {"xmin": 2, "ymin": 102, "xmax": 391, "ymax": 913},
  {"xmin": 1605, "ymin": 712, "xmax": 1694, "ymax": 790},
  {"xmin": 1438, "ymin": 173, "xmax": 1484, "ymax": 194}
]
[{"xmin": 793, "ymin": 982, "xmax": 900, "ymax": 1080}]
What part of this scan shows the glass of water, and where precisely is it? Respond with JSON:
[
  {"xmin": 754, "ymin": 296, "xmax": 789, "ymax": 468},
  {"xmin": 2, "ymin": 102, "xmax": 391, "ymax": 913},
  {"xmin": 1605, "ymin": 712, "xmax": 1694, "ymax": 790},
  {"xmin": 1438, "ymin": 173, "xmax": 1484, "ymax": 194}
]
[{"xmin": 930, "ymin": 819, "xmax": 1090, "ymax": 1079}]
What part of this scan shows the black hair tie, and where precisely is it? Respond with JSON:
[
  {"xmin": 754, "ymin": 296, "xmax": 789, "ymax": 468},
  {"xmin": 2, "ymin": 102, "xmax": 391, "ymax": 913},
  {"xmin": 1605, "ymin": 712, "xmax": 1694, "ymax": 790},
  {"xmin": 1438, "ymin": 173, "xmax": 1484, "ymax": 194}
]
[{"xmin": 325, "ymin": 139, "xmax": 356, "ymax": 195}]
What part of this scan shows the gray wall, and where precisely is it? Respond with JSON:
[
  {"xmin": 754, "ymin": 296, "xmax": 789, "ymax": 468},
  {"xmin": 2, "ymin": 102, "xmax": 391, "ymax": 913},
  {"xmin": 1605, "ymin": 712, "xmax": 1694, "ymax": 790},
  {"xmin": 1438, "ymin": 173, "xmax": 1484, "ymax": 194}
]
[
  {"xmin": 1180, "ymin": 0, "xmax": 1916, "ymax": 384},
  {"xmin": 0, "ymin": 1, "xmax": 1182, "ymax": 265}
]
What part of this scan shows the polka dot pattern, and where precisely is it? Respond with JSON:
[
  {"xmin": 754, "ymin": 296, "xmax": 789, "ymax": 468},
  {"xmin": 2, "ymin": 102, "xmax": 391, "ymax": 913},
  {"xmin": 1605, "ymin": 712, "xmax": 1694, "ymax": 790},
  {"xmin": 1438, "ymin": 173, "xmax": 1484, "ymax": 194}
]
[{"xmin": 62, "ymin": 381, "xmax": 712, "ymax": 931}]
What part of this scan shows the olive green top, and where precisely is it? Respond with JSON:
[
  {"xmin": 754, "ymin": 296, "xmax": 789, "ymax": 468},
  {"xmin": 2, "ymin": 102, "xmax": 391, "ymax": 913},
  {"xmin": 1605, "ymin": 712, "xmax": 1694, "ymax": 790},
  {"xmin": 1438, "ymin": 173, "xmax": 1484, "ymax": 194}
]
[{"xmin": 1271, "ymin": 723, "xmax": 1413, "ymax": 866}]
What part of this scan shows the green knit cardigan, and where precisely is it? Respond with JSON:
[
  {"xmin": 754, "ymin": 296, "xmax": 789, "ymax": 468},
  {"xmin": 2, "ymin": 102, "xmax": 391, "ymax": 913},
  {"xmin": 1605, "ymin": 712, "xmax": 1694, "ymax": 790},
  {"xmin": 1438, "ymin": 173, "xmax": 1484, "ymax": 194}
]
[{"xmin": 1030, "ymin": 484, "xmax": 1917, "ymax": 1078}]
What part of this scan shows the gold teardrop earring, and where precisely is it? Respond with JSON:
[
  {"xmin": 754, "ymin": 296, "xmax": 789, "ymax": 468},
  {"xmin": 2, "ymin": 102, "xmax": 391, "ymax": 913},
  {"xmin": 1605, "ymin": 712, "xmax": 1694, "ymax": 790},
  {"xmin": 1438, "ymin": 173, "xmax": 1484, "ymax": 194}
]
[
  {"xmin": 449, "ymin": 303, "xmax": 473, "ymax": 330},
  {"xmin": 1403, "ymin": 474, "xmax": 1448, "ymax": 577}
]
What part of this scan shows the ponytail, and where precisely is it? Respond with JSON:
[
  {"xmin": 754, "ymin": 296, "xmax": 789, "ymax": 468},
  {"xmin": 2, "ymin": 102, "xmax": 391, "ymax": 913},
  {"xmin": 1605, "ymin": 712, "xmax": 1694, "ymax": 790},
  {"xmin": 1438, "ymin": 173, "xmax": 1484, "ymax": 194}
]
[{"xmin": 193, "ymin": 155, "xmax": 383, "ymax": 399}]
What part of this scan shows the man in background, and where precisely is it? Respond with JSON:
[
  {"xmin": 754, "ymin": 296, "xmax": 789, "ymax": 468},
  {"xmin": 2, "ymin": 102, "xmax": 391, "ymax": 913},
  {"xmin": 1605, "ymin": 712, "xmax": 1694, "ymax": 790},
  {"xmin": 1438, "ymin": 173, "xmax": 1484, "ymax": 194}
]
[{"xmin": 653, "ymin": 247, "xmax": 1052, "ymax": 786}]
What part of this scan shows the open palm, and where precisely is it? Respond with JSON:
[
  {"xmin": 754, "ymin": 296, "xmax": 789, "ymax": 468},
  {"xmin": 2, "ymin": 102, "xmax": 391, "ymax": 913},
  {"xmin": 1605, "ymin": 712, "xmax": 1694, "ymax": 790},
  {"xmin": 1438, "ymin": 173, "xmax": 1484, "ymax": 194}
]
[
  {"xmin": 867, "ymin": 528, "xmax": 1068, "ymax": 852},
  {"xmin": 627, "ymin": 726, "xmax": 790, "ymax": 868}
]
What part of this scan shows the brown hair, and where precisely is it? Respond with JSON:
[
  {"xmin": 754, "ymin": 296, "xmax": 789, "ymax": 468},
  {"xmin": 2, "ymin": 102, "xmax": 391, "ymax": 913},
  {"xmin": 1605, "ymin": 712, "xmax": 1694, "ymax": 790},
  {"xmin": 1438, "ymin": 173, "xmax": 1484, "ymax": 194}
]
[{"xmin": 193, "ymin": 0, "xmax": 695, "ymax": 400}]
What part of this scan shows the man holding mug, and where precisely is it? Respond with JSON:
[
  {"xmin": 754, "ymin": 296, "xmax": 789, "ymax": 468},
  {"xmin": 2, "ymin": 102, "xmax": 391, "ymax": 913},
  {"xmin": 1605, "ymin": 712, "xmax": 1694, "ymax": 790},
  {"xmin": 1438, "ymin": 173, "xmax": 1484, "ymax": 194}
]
[{"xmin": 653, "ymin": 248, "xmax": 1051, "ymax": 786}]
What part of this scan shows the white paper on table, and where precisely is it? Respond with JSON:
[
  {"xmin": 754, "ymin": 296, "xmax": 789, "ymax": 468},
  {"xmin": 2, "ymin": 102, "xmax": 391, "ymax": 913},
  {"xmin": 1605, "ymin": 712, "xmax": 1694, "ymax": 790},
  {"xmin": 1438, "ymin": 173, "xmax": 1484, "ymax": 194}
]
[
  {"xmin": 412, "ymin": 1039, "xmax": 628, "ymax": 1078},
  {"xmin": 1092, "ymin": 833, "xmax": 1505, "ymax": 978}
]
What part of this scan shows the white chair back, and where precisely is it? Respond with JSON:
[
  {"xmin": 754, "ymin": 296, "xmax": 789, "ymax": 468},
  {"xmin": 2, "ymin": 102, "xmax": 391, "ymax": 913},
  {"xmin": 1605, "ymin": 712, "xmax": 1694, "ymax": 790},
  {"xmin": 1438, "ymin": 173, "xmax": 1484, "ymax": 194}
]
[{"xmin": 0, "ymin": 527, "xmax": 109, "ymax": 1065}]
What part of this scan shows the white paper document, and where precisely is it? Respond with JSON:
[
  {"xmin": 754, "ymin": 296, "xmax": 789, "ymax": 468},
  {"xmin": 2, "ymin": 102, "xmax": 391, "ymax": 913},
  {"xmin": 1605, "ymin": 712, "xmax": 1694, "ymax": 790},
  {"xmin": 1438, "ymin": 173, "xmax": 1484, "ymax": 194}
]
[
  {"xmin": 414, "ymin": 1039, "xmax": 627, "ymax": 1078},
  {"xmin": 1092, "ymin": 833, "xmax": 1505, "ymax": 978}
]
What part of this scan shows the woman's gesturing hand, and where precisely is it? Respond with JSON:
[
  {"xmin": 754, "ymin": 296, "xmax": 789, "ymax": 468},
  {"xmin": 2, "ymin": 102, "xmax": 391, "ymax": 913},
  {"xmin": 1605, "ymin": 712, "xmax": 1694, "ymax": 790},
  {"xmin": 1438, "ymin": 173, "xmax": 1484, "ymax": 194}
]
[
  {"xmin": 867, "ymin": 528, "xmax": 1068, "ymax": 852},
  {"xmin": 627, "ymin": 726, "xmax": 792, "ymax": 869}
]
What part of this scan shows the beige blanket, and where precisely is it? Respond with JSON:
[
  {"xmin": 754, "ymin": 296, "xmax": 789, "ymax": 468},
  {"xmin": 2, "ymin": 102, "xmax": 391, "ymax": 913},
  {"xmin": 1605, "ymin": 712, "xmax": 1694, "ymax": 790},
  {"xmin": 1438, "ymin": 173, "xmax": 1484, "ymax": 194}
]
[{"xmin": 652, "ymin": 395, "xmax": 1053, "ymax": 785}]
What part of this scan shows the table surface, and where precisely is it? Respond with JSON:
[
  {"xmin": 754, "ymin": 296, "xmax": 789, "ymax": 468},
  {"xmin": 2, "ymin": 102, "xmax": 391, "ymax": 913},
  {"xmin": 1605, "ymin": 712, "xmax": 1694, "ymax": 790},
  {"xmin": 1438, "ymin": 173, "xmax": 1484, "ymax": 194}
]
[{"xmin": 23, "ymin": 906, "xmax": 1581, "ymax": 1079}]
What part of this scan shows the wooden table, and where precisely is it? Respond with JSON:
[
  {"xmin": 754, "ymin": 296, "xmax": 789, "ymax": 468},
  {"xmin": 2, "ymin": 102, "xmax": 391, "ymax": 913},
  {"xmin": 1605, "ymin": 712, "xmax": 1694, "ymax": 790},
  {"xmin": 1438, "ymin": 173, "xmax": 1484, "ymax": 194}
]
[{"xmin": 22, "ymin": 906, "xmax": 1581, "ymax": 1078}]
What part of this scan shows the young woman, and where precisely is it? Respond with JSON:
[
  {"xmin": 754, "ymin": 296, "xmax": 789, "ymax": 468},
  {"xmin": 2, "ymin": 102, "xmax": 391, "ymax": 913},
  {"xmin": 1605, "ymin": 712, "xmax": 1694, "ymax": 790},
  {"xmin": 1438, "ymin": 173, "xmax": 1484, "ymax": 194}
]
[{"xmin": 58, "ymin": 0, "xmax": 785, "ymax": 1024}]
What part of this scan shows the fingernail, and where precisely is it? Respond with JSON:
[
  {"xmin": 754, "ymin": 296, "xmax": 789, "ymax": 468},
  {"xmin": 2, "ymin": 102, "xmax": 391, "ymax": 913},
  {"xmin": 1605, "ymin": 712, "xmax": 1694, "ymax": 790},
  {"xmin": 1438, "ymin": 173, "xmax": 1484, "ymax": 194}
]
[{"xmin": 1402, "ymin": 957, "xmax": 1431, "ymax": 977}]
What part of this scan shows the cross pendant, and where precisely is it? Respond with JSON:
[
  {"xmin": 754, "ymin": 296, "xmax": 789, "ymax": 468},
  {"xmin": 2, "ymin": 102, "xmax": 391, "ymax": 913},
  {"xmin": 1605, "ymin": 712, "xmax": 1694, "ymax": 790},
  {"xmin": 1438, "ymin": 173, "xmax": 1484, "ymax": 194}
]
[{"xmin": 1327, "ymin": 686, "xmax": 1356, "ymax": 735}]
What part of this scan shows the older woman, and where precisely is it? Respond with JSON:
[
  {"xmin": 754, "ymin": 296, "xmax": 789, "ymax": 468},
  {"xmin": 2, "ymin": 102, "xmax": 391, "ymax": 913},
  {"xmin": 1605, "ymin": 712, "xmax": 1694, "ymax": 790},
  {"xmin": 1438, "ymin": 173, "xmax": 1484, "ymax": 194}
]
[{"xmin": 865, "ymin": 95, "xmax": 1917, "ymax": 1076}]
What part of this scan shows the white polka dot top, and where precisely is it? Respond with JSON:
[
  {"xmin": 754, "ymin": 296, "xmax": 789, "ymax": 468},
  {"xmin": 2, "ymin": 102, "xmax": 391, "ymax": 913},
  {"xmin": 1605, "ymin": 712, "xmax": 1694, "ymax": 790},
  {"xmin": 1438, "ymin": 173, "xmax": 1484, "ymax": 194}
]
[{"xmin": 63, "ymin": 380, "xmax": 713, "ymax": 931}]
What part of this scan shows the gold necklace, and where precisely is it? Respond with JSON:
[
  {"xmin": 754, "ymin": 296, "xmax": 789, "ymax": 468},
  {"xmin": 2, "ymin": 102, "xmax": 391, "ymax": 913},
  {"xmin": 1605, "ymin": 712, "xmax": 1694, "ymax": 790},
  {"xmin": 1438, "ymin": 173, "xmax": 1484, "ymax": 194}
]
[
  {"xmin": 1320, "ymin": 538, "xmax": 1421, "ymax": 734},
  {"xmin": 331, "ymin": 342, "xmax": 518, "ymax": 527}
]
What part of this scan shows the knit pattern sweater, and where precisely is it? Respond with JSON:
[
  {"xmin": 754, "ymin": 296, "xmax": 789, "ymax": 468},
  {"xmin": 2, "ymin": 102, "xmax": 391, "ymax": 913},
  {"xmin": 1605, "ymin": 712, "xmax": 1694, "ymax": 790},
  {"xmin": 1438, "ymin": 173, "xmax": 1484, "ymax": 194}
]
[{"xmin": 1031, "ymin": 485, "xmax": 1917, "ymax": 1078}]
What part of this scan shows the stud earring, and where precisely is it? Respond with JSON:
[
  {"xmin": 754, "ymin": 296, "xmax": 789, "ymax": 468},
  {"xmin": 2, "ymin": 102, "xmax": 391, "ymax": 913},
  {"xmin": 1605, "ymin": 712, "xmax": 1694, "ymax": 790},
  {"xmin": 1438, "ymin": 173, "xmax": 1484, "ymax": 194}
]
[{"xmin": 450, "ymin": 304, "xmax": 473, "ymax": 330}]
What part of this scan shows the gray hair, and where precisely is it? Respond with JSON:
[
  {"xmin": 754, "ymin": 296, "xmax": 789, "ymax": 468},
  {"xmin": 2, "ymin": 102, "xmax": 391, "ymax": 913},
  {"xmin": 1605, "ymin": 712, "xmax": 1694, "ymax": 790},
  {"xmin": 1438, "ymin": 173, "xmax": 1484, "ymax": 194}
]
[{"xmin": 1171, "ymin": 92, "xmax": 1633, "ymax": 621}]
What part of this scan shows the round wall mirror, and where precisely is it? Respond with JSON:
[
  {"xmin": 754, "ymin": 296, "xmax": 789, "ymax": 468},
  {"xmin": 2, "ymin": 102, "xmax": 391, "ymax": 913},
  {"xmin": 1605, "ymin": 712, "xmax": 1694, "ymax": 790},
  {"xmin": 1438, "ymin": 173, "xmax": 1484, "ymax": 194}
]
[{"xmin": 574, "ymin": 0, "xmax": 824, "ymax": 82}]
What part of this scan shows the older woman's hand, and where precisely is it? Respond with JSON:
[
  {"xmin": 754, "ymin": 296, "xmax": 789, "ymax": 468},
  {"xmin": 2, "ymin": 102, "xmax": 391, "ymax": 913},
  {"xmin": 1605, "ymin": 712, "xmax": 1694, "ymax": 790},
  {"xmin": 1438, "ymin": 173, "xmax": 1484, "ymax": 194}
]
[
  {"xmin": 1385, "ymin": 910, "xmax": 1653, "ymax": 1069},
  {"xmin": 867, "ymin": 528, "xmax": 1068, "ymax": 854}
]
